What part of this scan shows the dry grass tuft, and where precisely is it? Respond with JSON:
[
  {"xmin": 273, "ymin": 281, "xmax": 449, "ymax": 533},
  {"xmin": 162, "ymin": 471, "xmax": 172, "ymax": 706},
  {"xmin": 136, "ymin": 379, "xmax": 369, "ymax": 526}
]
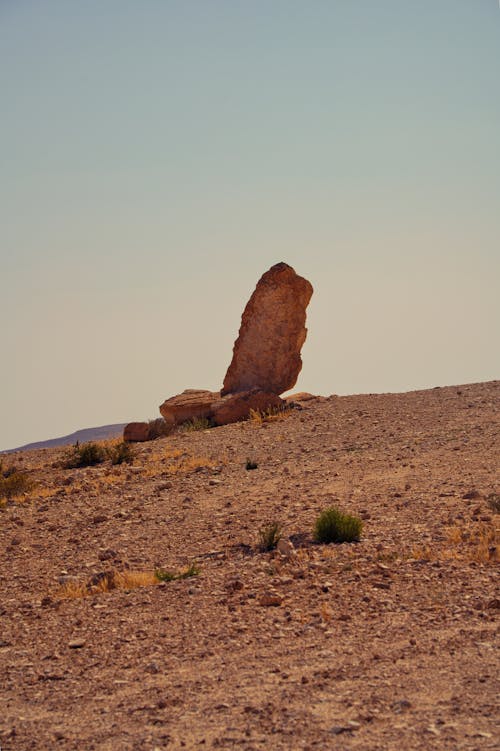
[
  {"xmin": 139, "ymin": 448, "xmax": 219, "ymax": 479},
  {"xmin": 57, "ymin": 564, "xmax": 200, "ymax": 600},
  {"xmin": 411, "ymin": 522, "xmax": 499, "ymax": 564},
  {"xmin": 164, "ymin": 454, "xmax": 218, "ymax": 475},
  {"xmin": 486, "ymin": 493, "xmax": 500, "ymax": 514},
  {"xmin": 249, "ymin": 406, "xmax": 292, "ymax": 425},
  {"xmin": 0, "ymin": 461, "xmax": 35, "ymax": 504}
]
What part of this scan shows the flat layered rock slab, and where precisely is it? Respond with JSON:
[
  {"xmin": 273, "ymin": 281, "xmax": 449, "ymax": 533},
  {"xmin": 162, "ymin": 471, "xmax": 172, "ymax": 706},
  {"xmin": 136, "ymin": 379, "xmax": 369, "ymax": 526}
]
[{"xmin": 159, "ymin": 389, "xmax": 220, "ymax": 425}]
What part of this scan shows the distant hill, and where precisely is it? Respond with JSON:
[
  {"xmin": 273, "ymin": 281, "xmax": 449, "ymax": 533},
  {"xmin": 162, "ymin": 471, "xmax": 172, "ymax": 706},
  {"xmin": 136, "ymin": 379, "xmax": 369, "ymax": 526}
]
[{"xmin": 3, "ymin": 423, "xmax": 127, "ymax": 453}]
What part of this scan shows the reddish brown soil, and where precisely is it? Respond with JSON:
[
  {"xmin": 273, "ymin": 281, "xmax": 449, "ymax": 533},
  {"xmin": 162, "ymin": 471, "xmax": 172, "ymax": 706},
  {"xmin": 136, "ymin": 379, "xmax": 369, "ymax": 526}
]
[{"xmin": 1, "ymin": 381, "xmax": 498, "ymax": 750}]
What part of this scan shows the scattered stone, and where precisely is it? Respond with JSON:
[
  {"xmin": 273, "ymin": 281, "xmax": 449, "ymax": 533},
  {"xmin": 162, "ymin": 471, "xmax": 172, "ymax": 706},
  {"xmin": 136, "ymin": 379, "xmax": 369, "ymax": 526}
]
[
  {"xmin": 276, "ymin": 538, "xmax": 296, "ymax": 558},
  {"xmin": 463, "ymin": 489, "xmax": 482, "ymax": 500},
  {"xmin": 330, "ymin": 725, "xmax": 356, "ymax": 735},
  {"xmin": 98, "ymin": 548, "xmax": 118, "ymax": 561},
  {"xmin": 68, "ymin": 639, "xmax": 86, "ymax": 649},
  {"xmin": 222, "ymin": 262, "xmax": 313, "ymax": 395},
  {"xmin": 259, "ymin": 592, "xmax": 283, "ymax": 607}
]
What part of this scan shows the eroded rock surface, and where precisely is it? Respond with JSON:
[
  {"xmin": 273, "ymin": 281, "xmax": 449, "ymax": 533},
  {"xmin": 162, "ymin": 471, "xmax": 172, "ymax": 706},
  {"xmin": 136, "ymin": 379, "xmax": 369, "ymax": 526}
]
[
  {"xmin": 123, "ymin": 422, "xmax": 151, "ymax": 442},
  {"xmin": 211, "ymin": 390, "xmax": 284, "ymax": 426},
  {"xmin": 222, "ymin": 262, "xmax": 313, "ymax": 396},
  {"xmin": 159, "ymin": 389, "xmax": 220, "ymax": 426}
]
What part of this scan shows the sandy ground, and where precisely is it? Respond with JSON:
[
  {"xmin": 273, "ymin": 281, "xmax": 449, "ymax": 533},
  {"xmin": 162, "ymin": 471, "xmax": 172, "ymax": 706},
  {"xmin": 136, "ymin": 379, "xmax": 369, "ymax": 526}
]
[{"xmin": 1, "ymin": 380, "xmax": 498, "ymax": 750}]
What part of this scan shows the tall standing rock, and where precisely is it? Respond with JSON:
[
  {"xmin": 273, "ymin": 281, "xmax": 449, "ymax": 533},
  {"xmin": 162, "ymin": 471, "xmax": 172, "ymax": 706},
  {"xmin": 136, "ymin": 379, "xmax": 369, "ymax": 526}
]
[{"xmin": 222, "ymin": 262, "xmax": 313, "ymax": 396}]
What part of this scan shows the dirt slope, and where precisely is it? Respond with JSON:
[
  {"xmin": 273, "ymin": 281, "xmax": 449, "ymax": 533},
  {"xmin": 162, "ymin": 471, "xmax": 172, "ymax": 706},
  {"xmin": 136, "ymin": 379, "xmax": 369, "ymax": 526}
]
[{"xmin": 1, "ymin": 381, "xmax": 498, "ymax": 750}]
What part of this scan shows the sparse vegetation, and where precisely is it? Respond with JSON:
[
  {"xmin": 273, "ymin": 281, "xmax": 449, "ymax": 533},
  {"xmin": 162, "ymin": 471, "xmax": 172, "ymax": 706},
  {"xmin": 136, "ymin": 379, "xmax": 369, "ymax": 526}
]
[
  {"xmin": 249, "ymin": 405, "xmax": 291, "ymax": 424},
  {"xmin": 258, "ymin": 521, "xmax": 282, "ymax": 551},
  {"xmin": 0, "ymin": 460, "xmax": 34, "ymax": 502},
  {"xmin": 246, "ymin": 458, "xmax": 258, "ymax": 470},
  {"xmin": 165, "ymin": 454, "xmax": 217, "ymax": 475},
  {"xmin": 180, "ymin": 417, "xmax": 212, "ymax": 432},
  {"xmin": 107, "ymin": 441, "xmax": 134, "ymax": 465},
  {"xmin": 64, "ymin": 441, "xmax": 107, "ymax": 468},
  {"xmin": 411, "ymin": 522, "xmax": 498, "ymax": 564},
  {"xmin": 57, "ymin": 563, "xmax": 201, "ymax": 599},
  {"xmin": 313, "ymin": 506, "xmax": 363, "ymax": 544},
  {"xmin": 486, "ymin": 493, "xmax": 500, "ymax": 514},
  {"xmin": 148, "ymin": 418, "xmax": 172, "ymax": 439},
  {"xmin": 155, "ymin": 562, "xmax": 200, "ymax": 581}
]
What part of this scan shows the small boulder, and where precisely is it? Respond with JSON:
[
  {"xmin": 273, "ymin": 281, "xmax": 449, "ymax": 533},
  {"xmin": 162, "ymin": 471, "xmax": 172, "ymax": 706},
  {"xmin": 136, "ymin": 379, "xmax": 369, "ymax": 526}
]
[
  {"xmin": 259, "ymin": 591, "xmax": 283, "ymax": 607},
  {"xmin": 123, "ymin": 422, "xmax": 150, "ymax": 442}
]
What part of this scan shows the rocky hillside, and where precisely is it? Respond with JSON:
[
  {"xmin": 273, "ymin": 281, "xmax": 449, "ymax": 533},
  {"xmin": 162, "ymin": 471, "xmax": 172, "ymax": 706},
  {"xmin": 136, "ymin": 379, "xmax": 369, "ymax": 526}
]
[{"xmin": 0, "ymin": 381, "xmax": 498, "ymax": 750}]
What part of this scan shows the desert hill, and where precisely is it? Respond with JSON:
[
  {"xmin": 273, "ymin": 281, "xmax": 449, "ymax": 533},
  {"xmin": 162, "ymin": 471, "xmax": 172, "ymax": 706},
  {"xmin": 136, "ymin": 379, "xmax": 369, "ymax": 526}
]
[
  {"xmin": 3, "ymin": 423, "xmax": 127, "ymax": 454},
  {"xmin": 0, "ymin": 381, "xmax": 498, "ymax": 750}
]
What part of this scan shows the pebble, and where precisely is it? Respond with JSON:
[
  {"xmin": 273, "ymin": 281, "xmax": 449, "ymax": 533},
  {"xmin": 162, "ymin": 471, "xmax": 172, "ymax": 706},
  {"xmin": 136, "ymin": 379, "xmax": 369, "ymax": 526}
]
[{"xmin": 259, "ymin": 592, "xmax": 283, "ymax": 607}]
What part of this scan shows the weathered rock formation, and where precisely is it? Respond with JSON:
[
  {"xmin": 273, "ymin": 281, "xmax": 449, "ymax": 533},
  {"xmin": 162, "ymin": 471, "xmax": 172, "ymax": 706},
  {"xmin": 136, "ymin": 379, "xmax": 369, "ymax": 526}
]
[
  {"xmin": 222, "ymin": 262, "xmax": 313, "ymax": 396},
  {"xmin": 123, "ymin": 422, "xmax": 151, "ymax": 442},
  {"xmin": 154, "ymin": 262, "xmax": 313, "ymax": 432}
]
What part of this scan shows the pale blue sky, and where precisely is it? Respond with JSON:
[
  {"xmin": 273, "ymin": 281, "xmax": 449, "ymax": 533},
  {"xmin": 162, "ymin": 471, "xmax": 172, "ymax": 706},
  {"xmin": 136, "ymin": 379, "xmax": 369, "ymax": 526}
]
[{"xmin": 1, "ymin": 0, "xmax": 499, "ymax": 450}]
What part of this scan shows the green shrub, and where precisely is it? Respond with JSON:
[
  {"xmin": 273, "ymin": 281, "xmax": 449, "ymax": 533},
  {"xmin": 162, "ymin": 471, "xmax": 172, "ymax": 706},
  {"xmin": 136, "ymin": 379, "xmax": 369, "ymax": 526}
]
[
  {"xmin": 154, "ymin": 562, "xmax": 200, "ymax": 582},
  {"xmin": 258, "ymin": 521, "xmax": 282, "ymax": 551},
  {"xmin": 107, "ymin": 441, "xmax": 134, "ymax": 465},
  {"xmin": 313, "ymin": 506, "xmax": 363, "ymax": 544},
  {"xmin": 64, "ymin": 441, "xmax": 106, "ymax": 469}
]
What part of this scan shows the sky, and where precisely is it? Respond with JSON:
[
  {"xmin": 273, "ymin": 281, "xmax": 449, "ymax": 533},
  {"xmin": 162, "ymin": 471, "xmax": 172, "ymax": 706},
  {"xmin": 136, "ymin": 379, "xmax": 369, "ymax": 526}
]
[{"xmin": 0, "ymin": 0, "xmax": 499, "ymax": 451}]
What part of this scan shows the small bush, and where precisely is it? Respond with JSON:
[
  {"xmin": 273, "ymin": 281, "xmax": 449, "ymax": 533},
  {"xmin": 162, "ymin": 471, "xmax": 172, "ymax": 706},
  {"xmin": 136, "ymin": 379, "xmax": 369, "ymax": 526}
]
[
  {"xmin": 148, "ymin": 418, "xmax": 172, "ymax": 439},
  {"xmin": 313, "ymin": 506, "xmax": 363, "ymax": 544},
  {"xmin": 246, "ymin": 458, "xmax": 258, "ymax": 470},
  {"xmin": 64, "ymin": 441, "xmax": 106, "ymax": 469},
  {"xmin": 180, "ymin": 417, "xmax": 212, "ymax": 432},
  {"xmin": 258, "ymin": 521, "xmax": 282, "ymax": 551},
  {"xmin": 155, "ymin": 562, "xmax": 200, "ymax": 582},
  {"xmin": 107, "ymin": 441, "xmax": 134, "ymax": 465},
  {"xmin": 0, "ymin": 465, "xmax": 34, "ymax": 500}
]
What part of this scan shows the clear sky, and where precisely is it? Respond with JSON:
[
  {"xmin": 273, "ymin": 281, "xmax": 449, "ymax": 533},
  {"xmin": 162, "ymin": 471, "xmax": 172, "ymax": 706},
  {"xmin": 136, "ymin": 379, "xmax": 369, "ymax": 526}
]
[{"xmin": 1, "ymin": 0, "xmax": 499, "ymax": 451}]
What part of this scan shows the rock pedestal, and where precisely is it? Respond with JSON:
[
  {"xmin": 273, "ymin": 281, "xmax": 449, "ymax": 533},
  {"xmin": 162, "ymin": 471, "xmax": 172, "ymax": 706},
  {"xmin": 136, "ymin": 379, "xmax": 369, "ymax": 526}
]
[{"xmin": 158, "ymin": 262, "xmax": 313, "ymax": 429}]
